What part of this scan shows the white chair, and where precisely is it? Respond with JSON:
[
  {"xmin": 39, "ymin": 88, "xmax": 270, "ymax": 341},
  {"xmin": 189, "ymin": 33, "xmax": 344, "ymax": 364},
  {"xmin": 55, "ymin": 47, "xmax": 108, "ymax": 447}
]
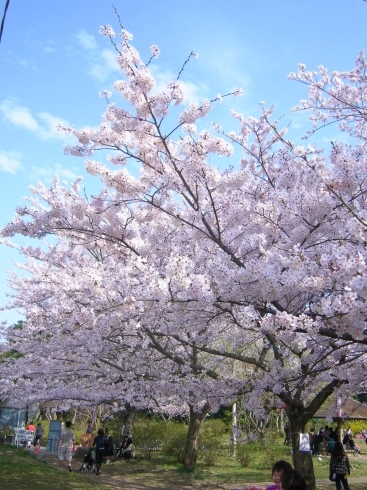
[{"xmin": 13, "ymin": 428, "xmax": 34, "ymax": 448}]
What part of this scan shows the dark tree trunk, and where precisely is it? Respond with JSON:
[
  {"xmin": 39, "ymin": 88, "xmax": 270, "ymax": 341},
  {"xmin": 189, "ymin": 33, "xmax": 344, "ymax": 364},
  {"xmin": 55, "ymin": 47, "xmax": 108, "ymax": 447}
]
[
  {"xmin": 281, "ymin": 375, "xmax": 343, "ymax": 490},
  {"xmin": 183, "ymin": 403, "xmax": 210, "ymax": 470},
  {"xmin": 287, "ymin": 408, "xmax": 315, "ymax": 490}
]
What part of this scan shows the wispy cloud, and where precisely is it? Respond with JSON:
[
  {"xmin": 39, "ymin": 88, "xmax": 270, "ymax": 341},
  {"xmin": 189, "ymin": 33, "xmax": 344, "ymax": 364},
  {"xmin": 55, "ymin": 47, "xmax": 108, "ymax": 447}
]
[
  {"xmin": 0, "ymin": 99, "xmax": 72, "ymax": 141},
  {"xmin": 73, "ymin": 29, "xmax": 120, "ymax": 83},
  {"xmin": 87, "ymin": 48, "xmax": 120, "ymax": 82},
  {"xmin": 31, "ymin": 162, "xmax": 81, "ymax": 184},
  {"xmin": 75, "ymin": 29, "xmax": 98, "ymax": 50},
  {"xmin": 44, "ymin": 46, "xmax": 55, "ymax": 54},
  {"xmin": 0, "ymin": 150, "xmax": 23, "ymax": 174}
]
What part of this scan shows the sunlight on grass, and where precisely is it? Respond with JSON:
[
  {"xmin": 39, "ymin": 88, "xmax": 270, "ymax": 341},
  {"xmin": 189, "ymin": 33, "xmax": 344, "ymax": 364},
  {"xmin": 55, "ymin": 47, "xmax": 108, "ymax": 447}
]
[{"xmin": 1, "ymin": 442, "xmax": 366, "ymax": 489}]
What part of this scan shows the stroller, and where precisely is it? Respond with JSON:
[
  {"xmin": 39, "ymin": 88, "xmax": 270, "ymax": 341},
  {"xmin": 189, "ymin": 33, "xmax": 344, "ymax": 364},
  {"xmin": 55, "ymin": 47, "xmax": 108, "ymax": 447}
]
[{"xmin": 79, "ymin": 448, "xmax": 96, "ymax": 474}]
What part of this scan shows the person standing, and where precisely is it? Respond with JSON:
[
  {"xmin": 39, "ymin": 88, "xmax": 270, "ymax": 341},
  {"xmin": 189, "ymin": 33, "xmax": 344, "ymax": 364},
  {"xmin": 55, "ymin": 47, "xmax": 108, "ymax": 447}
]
[
  {"xmin": 323, "ymin": 425, "xmax": 330, "ymax": 443},
  {"xmin": 329, "ymin": 442, "xmax": 350, "ymax": 490},
  {"xmin": 309, "ymin": 428, "xmax": 315, "ymax": 454},
  {"xmin": 58, "ymin": 421, "xmax": 74, "ymax": 472},
  {"xmin": 34, "ymin": 423, "xmax": 44, "ymax": 447},
  {"xmin": 27, "ymin": 421, "xmax": 36, "ymax": 432},
  {"xmin": 104, "ymin": 435, "xmax": 115, "ymax": 464},
  {"xmin": 93, "ymin": 428, "xmax": 106, "ymax": 476},
  {"xmin": 283, "ymin": 424, "xmax": 290, "ymax": 445}
]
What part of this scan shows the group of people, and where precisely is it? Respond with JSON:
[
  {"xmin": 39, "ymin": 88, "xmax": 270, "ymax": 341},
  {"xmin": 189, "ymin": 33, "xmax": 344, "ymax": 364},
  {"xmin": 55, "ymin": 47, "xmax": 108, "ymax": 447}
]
[
  {"xmin": 22, "ymin": 421, "xmax": 44, "ymax": 449},
  {"xmin": 309, "ymin": 425, "xmax": 362, "ymax": 456},
  {"xmin": 244, "ymin": 460, "xmax": 306, "ymax": 490},
  {"xmin": 92, "ymin": 430, "xmax": 136, "ymax": 475},
  {"xmin": 309, "ymin": 425, "xmax": 340, "ymax": 455}
]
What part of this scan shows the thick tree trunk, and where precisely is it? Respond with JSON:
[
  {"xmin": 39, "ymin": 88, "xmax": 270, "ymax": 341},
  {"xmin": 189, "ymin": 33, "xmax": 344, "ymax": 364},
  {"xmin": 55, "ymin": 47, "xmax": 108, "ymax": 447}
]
[
  {"xmin": 183, "ymin": 403, "xmax": 210, "ymax": 470},
  {"xmin": 287, "ymin": 409, "xmax": 315, "ymax": 490},
  {"xmin": 122, "ymin": 404, "xmax": 136, "ymax": 437}
]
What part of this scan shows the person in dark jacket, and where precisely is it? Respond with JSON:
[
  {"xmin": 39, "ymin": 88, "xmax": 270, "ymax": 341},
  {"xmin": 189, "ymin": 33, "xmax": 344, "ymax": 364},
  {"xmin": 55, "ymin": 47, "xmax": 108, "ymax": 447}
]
[
  {"xmin": 93, "ymin": 428, "xmax": 106, "ymax": 476},
  {"xmin": 104, "ymin": 435, "xmax": 114, "ymax": 464}
]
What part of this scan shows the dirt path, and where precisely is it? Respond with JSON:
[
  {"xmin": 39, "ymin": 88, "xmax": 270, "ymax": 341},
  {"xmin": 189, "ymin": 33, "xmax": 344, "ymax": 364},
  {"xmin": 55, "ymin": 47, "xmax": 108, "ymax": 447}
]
[{"xmin": 36, "ymin": 447, "xmax": 367, "ymax": 489}]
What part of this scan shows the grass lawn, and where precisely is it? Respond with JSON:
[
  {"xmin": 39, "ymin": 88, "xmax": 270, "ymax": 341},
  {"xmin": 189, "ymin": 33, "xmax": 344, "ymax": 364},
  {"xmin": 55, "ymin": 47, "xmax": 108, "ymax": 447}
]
[
  {"xmin": 0, "ymin": 447, "xmax": 116, "ymax": 490},
  {"xmin": 0, "ymin": 444, "xmax": 366, "ymax": 489}
]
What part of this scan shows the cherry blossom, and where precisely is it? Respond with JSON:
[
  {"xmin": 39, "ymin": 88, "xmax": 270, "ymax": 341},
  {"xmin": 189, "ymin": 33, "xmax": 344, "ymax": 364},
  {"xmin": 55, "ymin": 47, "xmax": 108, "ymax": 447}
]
[{"xmin": 2, "ymin": 25, "xmax": 367, "ymax": 489}]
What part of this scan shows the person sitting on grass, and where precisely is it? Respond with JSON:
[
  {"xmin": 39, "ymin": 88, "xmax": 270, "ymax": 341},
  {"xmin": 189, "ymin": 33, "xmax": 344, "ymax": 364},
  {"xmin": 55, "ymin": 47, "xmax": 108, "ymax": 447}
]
[
  {"xmin": 243, "ymin": 460, "xmax": 293, "ymax": 490},
  {"xmin": 342, "ymin": 434, "xmax": 360, "ymax": 454},
  {"xmin": 116, "ymin": 435, "xmax": 129, "ymax": 457},
  {"xmin": 280, "ymin": 469, "xmax": 306, "ymax": 490},
  {"xmin": 122, "ymin": 437, "xmax": 135, "ymax": 461}
]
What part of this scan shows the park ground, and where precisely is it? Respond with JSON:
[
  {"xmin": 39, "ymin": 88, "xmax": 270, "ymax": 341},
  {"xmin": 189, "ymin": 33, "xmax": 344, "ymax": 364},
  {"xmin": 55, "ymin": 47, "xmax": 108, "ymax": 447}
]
[{"xmin": 1, "ymin": 444, "xmax": 367, "ymax": 490}]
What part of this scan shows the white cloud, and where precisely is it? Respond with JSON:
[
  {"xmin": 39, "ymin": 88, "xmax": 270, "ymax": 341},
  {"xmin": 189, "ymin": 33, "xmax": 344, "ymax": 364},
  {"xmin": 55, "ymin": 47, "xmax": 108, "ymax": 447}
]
[
  {"xmin": 0, "ymin": 99, "xmax": 39, "ymax": 131},
  {"xmin": 72, "ymin": 29, "xmax": 120, "ymax": 83},
  {"xmin": 44, "ymin": 46, "xmax": 55, "ymax": 54},
  {"xmin": 5, "ymin": 51, "xmax": 38, "ymax": 70},
  {"xmin": 0, "ymin": 99, "xmax": 72, "ymax": 141},
  {"xmin": 0, "ymin": 150, "xmax": 23, "ymax": 174},
  {"xmin": 87, "ymin": 48, "xmax": 120, "ymax": 82},
  {"xmin": 31, "ymin": 163, "xmax": 80, "ymax": 183},
  {"xmin": 76, "ymin": 29, "xmax": 98, "ymax": 50}
]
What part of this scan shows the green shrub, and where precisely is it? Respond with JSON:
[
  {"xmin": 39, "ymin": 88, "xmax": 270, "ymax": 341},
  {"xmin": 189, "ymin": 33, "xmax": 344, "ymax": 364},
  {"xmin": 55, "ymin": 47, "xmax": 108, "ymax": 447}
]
[
  {"xmin": 235, "ymin": 438, "xmax": 292, "ymax": 470},
  {"xmin": 235, "ymin": 441, "xmax": 259, "ymax": 467},
  {"xmin": 342, "ymin": 420, "xmax": 367, "ymax": 436},
  {"xmin": 132, "ymin": 418, "xmax": 167, "ymax": 459},
  {"xmin": 161, "ymin": 421, "xmax": 188, "ymax": 463},
  {"xmin": 198, "ymin": 419, "xmax": 229, "ymax": 466}
]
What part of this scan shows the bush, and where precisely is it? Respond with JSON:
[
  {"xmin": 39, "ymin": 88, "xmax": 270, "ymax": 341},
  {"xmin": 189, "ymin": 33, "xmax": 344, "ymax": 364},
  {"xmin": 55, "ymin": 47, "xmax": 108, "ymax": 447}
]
[
  {"xmin": 235, "ymin": 439, "xmax": 292, "ymax": 470},
  {"xmin": 198, "ymin": 419, "xmax": 229, "ymax": 466},
  {"xmin": 161, "ymin": 421, "xmax": 188, "ymax": 463},
  {"xmin": 343, "ymin": 420, "xmax": 367, "ymax": 436},
  {"xmin": 235, "ymin": 442, "xmax": 259, "ymax": 467},
  {"xmin": 132, "ymin": 418, "xmax": 167, "ymax": 459}
]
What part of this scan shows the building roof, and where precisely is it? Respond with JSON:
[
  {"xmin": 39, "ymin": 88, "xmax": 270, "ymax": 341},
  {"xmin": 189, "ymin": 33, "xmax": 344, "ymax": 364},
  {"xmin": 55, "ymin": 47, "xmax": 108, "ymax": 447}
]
[{"xmin": 314, "ymin": 397, "xmax": 367, "ymax": 420}]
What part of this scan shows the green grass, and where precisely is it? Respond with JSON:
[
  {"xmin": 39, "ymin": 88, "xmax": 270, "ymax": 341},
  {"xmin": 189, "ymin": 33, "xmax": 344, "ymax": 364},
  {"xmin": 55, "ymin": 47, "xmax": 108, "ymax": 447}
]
[
  {"xmin": 0, "ymin": 447, "xmax": 116, "ymax": 490},
  {"xmin": 0, "ymin": 443, "xmax": 366, "ymax": 489}
]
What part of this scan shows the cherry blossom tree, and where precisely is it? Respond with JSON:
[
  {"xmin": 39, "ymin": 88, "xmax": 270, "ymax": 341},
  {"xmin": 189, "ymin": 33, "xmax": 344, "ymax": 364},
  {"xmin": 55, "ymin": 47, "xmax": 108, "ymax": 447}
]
[
  {"xmin": 0, "ymin": 236, "xmax": 249, "ymax": 468},
  {"xmin": 2, "ymin": 23, "xmax": 367, "ymax": 489}
]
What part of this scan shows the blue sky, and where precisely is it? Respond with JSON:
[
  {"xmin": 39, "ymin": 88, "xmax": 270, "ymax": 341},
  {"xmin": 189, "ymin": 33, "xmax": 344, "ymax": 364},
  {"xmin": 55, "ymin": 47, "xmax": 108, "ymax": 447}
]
[{"xmin": 1, "ymin": 0, "xmax": 366, "ymax": 325}]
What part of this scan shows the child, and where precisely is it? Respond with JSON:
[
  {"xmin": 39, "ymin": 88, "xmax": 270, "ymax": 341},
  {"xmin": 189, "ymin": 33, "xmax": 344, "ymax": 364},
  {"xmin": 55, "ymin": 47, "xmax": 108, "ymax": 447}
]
[{"xmin": 244, "ymin": 460, "xmax": 293, "ymax": 490}]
